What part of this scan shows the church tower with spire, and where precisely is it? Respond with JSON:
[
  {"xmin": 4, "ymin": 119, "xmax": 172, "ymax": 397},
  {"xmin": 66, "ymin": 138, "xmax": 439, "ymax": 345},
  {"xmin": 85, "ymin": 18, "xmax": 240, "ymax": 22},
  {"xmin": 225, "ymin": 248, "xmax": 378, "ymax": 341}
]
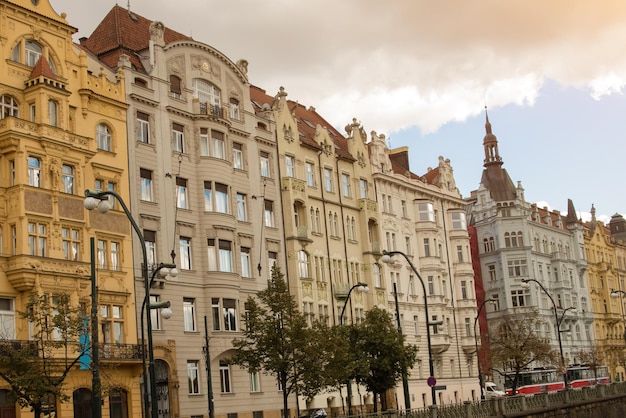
[{"xmin": 468, "ymin": 109, "xmax": 593, "ymax": 388}]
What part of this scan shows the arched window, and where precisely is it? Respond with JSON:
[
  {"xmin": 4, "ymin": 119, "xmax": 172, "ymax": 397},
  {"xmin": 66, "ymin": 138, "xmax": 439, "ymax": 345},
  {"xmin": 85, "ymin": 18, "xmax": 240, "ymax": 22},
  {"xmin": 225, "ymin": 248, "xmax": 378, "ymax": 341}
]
[
  {"xmin": 28, "ymin": 156, "xmax": 41, "ymax": 187},
  {"xmin": 96, "ymin": 123, "xmax": 112, "ymax": 151},
  {"xmin": 25, "ymin": 40, "xmax": 42, "ymax": 67},
  {"xmin": 229, "ymin": 97, "xmax": 240, "ymax": 120},
  {"xmin": 0, "ymin": 95, "xmax": 19, "ymax": 119},
  {"xmin": 193, "ymin": 79, "xmax": 221, "ymax": 115},
  {"xmin": 48, "ymin": 100, "xmax": 58, "ymax": 127},
  {"xmin": 73, "ymin": 388, "xmax": 92, "ymax": 418}
]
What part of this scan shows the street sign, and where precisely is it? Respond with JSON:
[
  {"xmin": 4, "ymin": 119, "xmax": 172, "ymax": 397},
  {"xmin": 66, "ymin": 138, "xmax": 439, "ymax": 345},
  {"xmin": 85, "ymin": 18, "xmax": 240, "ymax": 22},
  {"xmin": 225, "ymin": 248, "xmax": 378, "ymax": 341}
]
[
  {"xmin": 434, "ymin": 385, "xmax": 447, "ymax": 391},
  {"xmin": 427, "ymin": 376, "xmax": 436, "ymax": 387}
]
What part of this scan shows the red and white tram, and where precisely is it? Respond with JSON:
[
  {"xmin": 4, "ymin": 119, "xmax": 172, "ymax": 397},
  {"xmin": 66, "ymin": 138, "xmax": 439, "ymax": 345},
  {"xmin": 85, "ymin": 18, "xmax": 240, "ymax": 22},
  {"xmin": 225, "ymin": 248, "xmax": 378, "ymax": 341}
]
[{"xmin": 504, "ymin": 365, "xmax": 610, "ymax": 395}]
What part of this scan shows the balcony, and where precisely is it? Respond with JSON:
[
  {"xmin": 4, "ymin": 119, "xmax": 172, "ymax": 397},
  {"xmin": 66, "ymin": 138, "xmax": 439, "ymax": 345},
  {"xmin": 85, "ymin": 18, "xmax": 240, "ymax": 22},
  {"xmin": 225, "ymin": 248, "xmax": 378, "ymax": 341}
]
[
  {"xmin": 0, "ymin": 340, "xmax": 38, "ymax": 356},
  {"xmin": 98, "ymin": 343, "xmax": 143, "ymax": 362},
  {"xmin": 334, "ymin": 282, "xmax": 351, "ymax": 299},
  {"xmin": 358, "ymin": 198, "xmax": 378, "ymax": 214},
  {"xmin": 461, "ymin": 336, "xmax": 477, "ymax": 354},
  {"xmin": 199, "ymin": 102, "xmax": 224, "ymax": 118},
  {"xmin": 430, "ymin": 334, "xmax": 450, "ymax": 353},
  {"xmin": 281, "ymin": 177, "xmax": 306, "ymax": 201}
]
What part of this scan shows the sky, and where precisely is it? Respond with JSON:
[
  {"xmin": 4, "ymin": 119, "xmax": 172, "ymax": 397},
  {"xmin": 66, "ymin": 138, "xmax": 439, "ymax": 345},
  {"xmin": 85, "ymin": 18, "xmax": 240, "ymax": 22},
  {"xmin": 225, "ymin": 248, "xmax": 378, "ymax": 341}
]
[{"xmin": 50, "ymin": 0, "xmax": 626, "ymax": 223}]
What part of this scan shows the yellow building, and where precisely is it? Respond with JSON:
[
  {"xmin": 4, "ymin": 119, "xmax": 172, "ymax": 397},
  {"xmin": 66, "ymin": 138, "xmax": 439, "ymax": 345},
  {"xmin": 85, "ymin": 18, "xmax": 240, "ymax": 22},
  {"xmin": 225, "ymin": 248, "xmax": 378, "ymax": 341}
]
[
  {"xmin": 0, "ymin": 1, "xmax": 140, "ymax": 417},
  {"xmin": 584, "ymin": 206, "xmax": 623, "ymax": 380},
  {"xmin": 608, "ymin": 213, "xmax": 626, "ymax": 381}
]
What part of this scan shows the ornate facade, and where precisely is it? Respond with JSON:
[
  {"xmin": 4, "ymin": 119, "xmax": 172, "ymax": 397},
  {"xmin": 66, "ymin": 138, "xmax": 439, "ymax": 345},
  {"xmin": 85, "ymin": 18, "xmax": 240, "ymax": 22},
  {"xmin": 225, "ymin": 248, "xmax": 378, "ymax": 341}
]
[
  {"xmin": 0, "ymin": 0, "xmax": 141, "ymax": 417},
  {"xmin": 81, "ymin": 6, "xmax": 288, "ymax": 418},
  {"xmin": 249, "ymin": 86, "xmax": 381, "ymax": 413},
  {"xmin": 584, "ymin": 208, "xmax": 625, "ymax": 380},
  {"xmin": 370, "ymin": 137, "xmax": 479, "ymax": 404},
  {"xmin": 470, "ymin": 112, "xmax": 593, "ymax": 385}
]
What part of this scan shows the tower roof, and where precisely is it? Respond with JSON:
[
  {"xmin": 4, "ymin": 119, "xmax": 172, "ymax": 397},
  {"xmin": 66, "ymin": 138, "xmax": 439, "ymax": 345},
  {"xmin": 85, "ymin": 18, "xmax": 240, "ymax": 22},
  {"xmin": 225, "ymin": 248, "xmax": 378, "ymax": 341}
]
[{"xmin": 479, "ymin": 109, "xmax": 517, "ymax": 201}]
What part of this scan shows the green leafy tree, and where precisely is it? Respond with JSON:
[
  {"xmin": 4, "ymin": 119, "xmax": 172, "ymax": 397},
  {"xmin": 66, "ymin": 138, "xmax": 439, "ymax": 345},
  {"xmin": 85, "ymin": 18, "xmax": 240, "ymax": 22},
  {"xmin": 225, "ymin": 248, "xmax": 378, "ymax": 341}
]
[
  {"xmin": 0, "ymin": 293, "xmax": 88, "ymax": 418},
  {"xmin": 352, "ymin": 307, "xmax": 418, "ymax": 411},
  {"xmin": 490, "ymin": 308, "xmax": 558, "ymax": 395},
  {"xmin": 230, "ymin": 266, "xmax": 333, "ymax": 418}
]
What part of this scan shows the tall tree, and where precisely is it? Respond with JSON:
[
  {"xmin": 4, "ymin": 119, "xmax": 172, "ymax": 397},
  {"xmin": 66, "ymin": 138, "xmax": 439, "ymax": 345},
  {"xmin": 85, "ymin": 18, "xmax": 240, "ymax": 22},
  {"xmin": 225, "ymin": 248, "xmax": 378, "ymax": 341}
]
[
  {"xmin": 489, "ymin": 308, "xmax": 558, "ymax": 394},
  {"xmin": 230, "ymin": 266, "xmax": 332, "ymax": 418},
  {"xmin": 352, "ymin": 307, "xmax": 418, "ymax": 411},
  {"xmin": 0, "ymin": 293, "xmax": 88, "ymax": 418},
  {"xmin": 577, "ymin": 344, "xmax": 605, "ymax": 381}
]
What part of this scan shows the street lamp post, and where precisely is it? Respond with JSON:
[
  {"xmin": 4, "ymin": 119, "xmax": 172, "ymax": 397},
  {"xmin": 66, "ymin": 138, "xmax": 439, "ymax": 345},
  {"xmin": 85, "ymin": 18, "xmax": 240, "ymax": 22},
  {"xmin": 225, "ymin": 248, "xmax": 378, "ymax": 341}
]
[
  {"xmin": 474, "ymin": 299, "xmax": 496, "ymax": 400},
  {"xmin": 382, "ymin": 250, "xmax": 438, "ymax": 406},
  {"xmin": 340, "ymin": 282, "xmax": 369, "ymax": 416},
  {"xmin": 521, "ymin": 278, "xmax": 570, "ymax": 390},
  {"xmin": 84, "ymin": 190, "xmax": 174, "ymax": 418}
]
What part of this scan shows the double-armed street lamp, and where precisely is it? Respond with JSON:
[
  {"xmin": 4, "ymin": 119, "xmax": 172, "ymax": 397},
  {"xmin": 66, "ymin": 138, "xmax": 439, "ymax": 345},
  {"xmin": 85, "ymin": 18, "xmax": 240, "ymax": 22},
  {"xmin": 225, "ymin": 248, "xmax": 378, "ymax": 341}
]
[
  {"xmin": 381, "ymin": 250, "xmax": 439, "ymax": 406},
  {"xmin": 84, "ymin": 190, "xmax": 175, "ymax": 418},
  {"xmin": 521, "ymin": 278, "xmax": 573, "ymax": 390},
  {"xmin": 474, "ymin": 299, "xmax": 496, "ymax": 400},
  {"xmin": 340, "ymin": 282, "xmax": 369, "ymax": 416}
]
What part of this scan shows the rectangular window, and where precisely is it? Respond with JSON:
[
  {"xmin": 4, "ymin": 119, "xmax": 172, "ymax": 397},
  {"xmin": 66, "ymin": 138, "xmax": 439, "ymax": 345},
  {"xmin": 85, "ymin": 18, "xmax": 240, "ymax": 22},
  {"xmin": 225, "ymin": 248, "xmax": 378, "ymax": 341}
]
[
  {"xmin": 62, "ymin": 164, "xmax": 74, "ymax": 194},
  {"xmin": 507, "ymin": 259, "xmax": 528, "ymax": 277},
  {"xmin": 241, "ymin": 247, "xmax": 251, "ymax": 278},
  {"xmin": 418, "ymin": 202, "xmax": 435, "ymax": 222},
  {"xmin": 260, "ymin": 152, "xmax": 270, "ymax": 177},
  {"xmin": 341, "ymin": 173, "xmax": 351, "ymax": 197},
  {"xmin": 427, "ymin": 276, "xmax": 435, "ymax": 295},
  {"xmin": 451, "ymin": 212, "xmax": 467, "ymax": 230},
  {"xmin": 423, "ymin": 238, "xmax": 431, "ymax": 257},
  {"xmin": 0, "ymin": 298, "xmax": 15, "ymax": 339},
  {"xmin": 215, "ymin": 183, "xmax": 228, "ymax": 213},
  {"xmin": 249, "ymin": 371, "xmax": 260, "ymax": 393},
  {"xmin": 268, "ymin": 251, "xmax": 277, "ymax": 274},
  {"xmin": 207, "ymin": 239, "xmax": 233, "ymax": 272},
  {"xmin": 511, "ymin": 290, "xmax": 526, "ymax": 307},
  {"xmin": 172, "ymin": 123, "xmax": 184, "ymax": 153},
  {"xmin": 150, "ymin": 295, "xmax": 162, "ymax": 330},
  {"xmin": 220, "ymin": 360, "xmax": 232, "ymax": 393},
  {"xmin": 212, "ymin": 131, "xmax": 225, "ymax": 159},
  {"xmin": 236, "ymin": 193, "xmax": 247, "ymax": 221},
  {"xmin": 137, "ymin": 112, "xmax": 150, "ymax": 143},
  {"xmin": 180, "ymin": 237, "xmax": 192, "ymax": 270},
  {"xmin": 100, "ymin": 304, "xmax": 124, "ymax": 344},
  {"xmin": 9, "ymin": 160, "xmax": 15, "ymax": 186},
  {"xmin": 457, "ymin": 245, "xmax": 464, "ymax": 263},
  {"xmin": 461, "ymin": 281, "xmax": 468, "ymax": 299},
  {"xmin": 233, "ymin": 143, "xmax": 243, "ymax": 169},
  {"xmin": 200, "ymin": 128, "xmax": 209, "ymax": 156},
  {"xmin": 183, "ymin": 298, "xmax": 196, "ymax": 331},
  {"xmin": 62, "ymin": 227, "xmax": 80, "ymax": 261},
  {"xmin": 176, "ymin": 177, "xmax": 188, "ymax": 209},
  {"xmin": 305, "ymin": 162, "xmax": 315, "ymax": 187},
  {"xmin": 285, "ymin": 155, "xmax": 295, "ymax": 177},
  {"xmin": 28, "ymin": 222, "xmax": 47, "ymax": 256},
  {"xmin": 144, "ymin": 230, "xmax": 157, "ymax": 268},
  {"xmin": 359, "ymin": 179, "xmax": 368, "ymax": 199},
  {"xmin": 401, "ymin": 200, "xmax": 408, "ymax": 217},
  {"xmin": 323, "ymin": 168, "xmax": 333, "ymax": 192},
  {"xmin": 223, "ymin": 299, "xmax": 237, "ymax": 331},
  {"xmin": 264, "ymin": 200, "xmax": 275, "ymax": 227},
  {"xmin": 187, "ymin": 361, "xmax": 200, "ymax": 394},
  {"xmin": 140, "ymin": 168, "xmax": 153, "ymax": 202}
]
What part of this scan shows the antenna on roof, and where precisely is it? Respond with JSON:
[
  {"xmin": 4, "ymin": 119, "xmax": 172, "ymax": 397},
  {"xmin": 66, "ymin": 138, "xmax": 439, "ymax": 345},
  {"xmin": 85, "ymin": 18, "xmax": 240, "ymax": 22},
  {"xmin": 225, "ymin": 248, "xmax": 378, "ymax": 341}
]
[{"xmin": 127, "ymin": 0, "xmax": 131, "ymax": 11}]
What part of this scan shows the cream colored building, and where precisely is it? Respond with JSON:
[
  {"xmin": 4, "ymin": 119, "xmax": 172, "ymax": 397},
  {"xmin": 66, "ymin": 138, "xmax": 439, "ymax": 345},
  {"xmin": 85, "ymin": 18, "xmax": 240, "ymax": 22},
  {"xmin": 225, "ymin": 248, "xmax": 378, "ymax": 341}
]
[
  {"xmin": 0, "ymin": 0, "xmax": 141, "ymax": 417},
  {"xmin": 369, "ymin": 137, "xmax": 479, "ymax": 405},
  {"xmin": 81, "ymin": 6, "xmax": 288, "ymax": 418},
  {"xmin": 250, "ymin": 87, "xmax": 382, "ymax": 414}
]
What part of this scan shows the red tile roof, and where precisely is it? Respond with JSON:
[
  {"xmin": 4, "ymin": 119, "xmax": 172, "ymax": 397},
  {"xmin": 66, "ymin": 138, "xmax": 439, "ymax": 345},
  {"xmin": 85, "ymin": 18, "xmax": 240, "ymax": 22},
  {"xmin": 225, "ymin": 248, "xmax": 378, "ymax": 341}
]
[
  {"xmin": 81, "ymin": 5, "xmax": 191, "ymax": 72},
  {"xmin": 29, "ymin": 56, "xmax": 57, "ymax": 80},
  {"xmin": 250, "ymin": 85, "xmax": 355, "ymax": 161}
]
